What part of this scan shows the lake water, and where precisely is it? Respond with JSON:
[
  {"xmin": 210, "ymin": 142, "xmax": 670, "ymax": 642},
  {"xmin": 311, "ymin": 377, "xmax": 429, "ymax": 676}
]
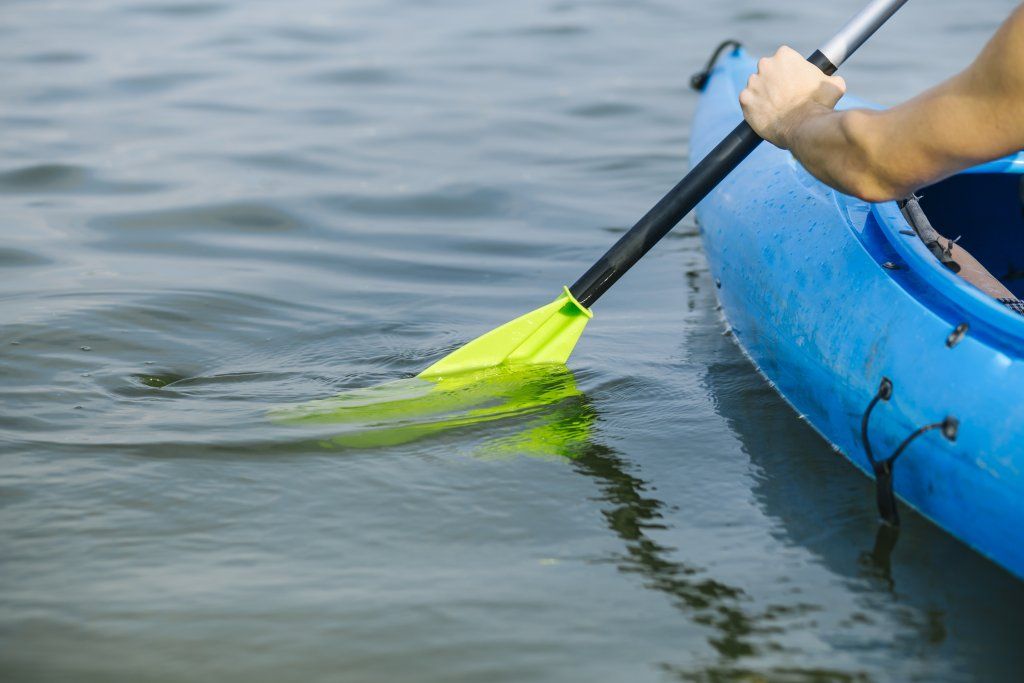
[{"xmin": 3, "ymin": 0, "xmax": 1023, "ymax": 680}]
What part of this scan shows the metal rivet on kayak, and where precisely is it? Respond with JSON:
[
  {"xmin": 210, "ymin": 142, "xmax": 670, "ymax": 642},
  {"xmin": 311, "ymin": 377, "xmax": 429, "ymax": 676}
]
[
  {"xmin": 877, "ymin": 376, "xmax": 893, "ymax": 401},
  {"xmin": 942, "ymin": 416, "xmax": 960, "ymax": 441},
  {"xmin": 882, "ymin": 261, "xmax": 900, "ymax": 270},
  {"xmin": 946, "ymin": 322, "xmax": 969, "ymax": 348}
]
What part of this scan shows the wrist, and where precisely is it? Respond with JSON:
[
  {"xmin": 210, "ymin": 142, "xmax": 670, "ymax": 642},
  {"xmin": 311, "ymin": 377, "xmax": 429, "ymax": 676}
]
[{"xmin": 776, "ymin": 101, "xmax": 833, "ymax": 150}]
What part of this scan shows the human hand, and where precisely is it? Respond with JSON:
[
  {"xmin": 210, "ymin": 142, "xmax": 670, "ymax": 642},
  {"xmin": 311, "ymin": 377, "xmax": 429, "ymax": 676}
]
[{"xmin": 739, "ymin": 46, "xmax": 847, "ymax": 149}]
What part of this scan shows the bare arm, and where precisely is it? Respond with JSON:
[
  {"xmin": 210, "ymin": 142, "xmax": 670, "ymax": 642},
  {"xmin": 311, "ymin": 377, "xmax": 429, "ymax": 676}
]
[{"xmin": 740, "ymin": 5, "xmax": 1024, "ymax": 202}]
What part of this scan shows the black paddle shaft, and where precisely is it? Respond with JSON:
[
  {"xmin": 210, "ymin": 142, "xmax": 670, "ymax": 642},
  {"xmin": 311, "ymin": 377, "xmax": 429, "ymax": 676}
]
[{"xmin": 568, "ymin": 49, "xmax": 837, "ymax": 308}]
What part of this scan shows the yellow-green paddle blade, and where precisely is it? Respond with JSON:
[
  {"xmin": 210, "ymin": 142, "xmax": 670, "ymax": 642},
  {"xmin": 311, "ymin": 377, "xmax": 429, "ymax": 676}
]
[
  {"xmin": 418, "ymin": 286, "xmax": 593, "ymax": 379},
  {"xmin": 270, "ymin": 287, "xmax": 593, "ymax": 446}
]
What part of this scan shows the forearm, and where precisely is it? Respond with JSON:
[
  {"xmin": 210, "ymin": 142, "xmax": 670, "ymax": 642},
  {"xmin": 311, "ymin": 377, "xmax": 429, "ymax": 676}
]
[
  {"xmin": 785, "ymin": 67, "xmax": 1024, "ymax": 203},
  {"xmin": 786, "ymin": 106, "xmax": 908, "ymax": 203}
]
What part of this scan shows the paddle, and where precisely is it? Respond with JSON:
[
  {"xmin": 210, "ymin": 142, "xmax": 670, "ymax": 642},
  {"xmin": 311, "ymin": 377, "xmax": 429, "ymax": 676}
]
[{"xmin": 419, "ymin": 0, "xmax": 909, "ymax": 379}]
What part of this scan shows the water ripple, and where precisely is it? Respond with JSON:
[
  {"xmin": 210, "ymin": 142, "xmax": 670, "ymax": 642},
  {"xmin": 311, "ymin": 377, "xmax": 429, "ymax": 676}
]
[
  {"xmin": 90, "ymin": 202, "xmax": 307, "ymax": 234},
  {"xmin": 318, "ymin": 185, "xmax": 515, "ymax": 219},
  {"xmin": 311, "ymin": 66, "xmax": 400, "ymax": 86},
  {"xmin": 128, "ymin": 2, "xmax": 228, "ymax": 18},
  {"xmin": 0, "ymin": 164, "xmax": 164, "ymax": 195},
  {"xmin": 0, "ymin": 247, "xmax": 51, "ymax": 267}
]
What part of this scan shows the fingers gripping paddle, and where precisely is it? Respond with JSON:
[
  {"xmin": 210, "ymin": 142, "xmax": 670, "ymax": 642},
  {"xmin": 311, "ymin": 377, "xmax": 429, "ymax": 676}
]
[{"xmin": 420, "ymin": 0, "xmax": 909, "ymax": 379}]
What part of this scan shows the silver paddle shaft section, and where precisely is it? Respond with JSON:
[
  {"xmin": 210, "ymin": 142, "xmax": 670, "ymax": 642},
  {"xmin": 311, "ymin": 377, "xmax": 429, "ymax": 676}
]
[{"xmin": 819, "ymin": 0, "xmax": 910, "ymax": 67}]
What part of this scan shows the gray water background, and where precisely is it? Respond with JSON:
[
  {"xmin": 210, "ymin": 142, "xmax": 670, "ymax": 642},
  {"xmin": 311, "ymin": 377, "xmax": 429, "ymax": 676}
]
[{"xmin": 3, "ymin": 0, "xmax": 1024, "ymax": 680}]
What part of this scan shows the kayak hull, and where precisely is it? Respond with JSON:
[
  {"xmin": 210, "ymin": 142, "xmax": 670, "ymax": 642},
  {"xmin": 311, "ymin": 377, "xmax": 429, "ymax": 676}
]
[{"xmin": 691, "ymin": 49, "xmax": 1024, "ymax": 578}]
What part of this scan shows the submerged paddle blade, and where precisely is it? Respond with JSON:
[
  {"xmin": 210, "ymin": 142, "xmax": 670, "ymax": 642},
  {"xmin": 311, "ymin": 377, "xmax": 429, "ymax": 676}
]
[
  {"xmin": 418, "ymin": 286, "xmax": 593, "ymax": 379},
  {"xmin": 271, "ymin": 364, "xmax": 589, "ymax": 452}
]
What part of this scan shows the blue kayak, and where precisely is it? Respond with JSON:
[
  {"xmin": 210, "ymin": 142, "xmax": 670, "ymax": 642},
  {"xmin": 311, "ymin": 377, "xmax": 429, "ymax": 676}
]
[{"xmin": 691, "ymin": 48, "xmax": 1024, "ymax": 579}]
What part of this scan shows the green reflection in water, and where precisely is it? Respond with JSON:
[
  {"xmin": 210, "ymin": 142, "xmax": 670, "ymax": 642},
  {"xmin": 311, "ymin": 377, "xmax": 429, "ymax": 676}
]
[{"xmin": 272, "ymin": 364, "xmax": 590, "ymax": 451}]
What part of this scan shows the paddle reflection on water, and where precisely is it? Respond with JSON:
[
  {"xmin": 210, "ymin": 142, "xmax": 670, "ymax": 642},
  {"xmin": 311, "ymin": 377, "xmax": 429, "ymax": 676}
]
[
  {"xmin": 272, "ymin": 364, "xmax": 590, "ymax": 452},
  {"xmin": 569, "ymin": 441, "xmax": 769, "ymax": 663},
  {"xmin": 567, "ymin": 426, "xmax": 876, "ymax": 679},
  {"xmin": 278, "ymin": 363, "xmax": 773, "ymax": 664}
]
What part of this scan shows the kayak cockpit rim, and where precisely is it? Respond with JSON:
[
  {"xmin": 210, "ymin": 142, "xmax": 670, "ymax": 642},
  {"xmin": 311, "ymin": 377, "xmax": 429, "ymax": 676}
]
[{"xmin": 871, "ymin": 184, "xmax": 1024, "ymax": 355}]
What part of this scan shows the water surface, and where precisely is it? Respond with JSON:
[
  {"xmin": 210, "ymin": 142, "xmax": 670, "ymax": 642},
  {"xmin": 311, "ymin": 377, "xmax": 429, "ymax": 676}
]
[{"xmin": 3, "ymin": 0, "xmax": 1023, "ymax": 680}]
